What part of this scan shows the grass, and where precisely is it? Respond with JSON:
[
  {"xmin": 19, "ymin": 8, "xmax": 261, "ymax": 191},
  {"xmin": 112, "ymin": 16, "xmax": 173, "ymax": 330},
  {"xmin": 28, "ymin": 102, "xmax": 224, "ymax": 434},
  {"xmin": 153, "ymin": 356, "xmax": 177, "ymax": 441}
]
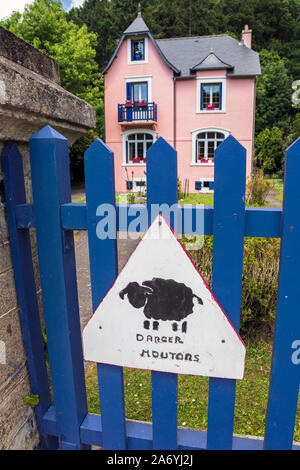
[
  {"xmin": 178, "ymin": 193, "xmax": 213, "ymax": 206},
  {"xmin": 73, "ymin": 193, "xmax": 214, "ymax": 205},
  {"xmin": 85, "ymin": 340, "xmax": 300, "ymax": 441}
]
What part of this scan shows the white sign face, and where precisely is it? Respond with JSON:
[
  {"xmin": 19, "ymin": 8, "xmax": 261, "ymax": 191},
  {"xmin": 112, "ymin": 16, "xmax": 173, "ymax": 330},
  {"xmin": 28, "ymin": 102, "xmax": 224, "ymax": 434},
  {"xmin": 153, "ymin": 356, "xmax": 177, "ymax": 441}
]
[{"xmin": 83, "ymin": 216, "xmax": 246, "ymax": 379}]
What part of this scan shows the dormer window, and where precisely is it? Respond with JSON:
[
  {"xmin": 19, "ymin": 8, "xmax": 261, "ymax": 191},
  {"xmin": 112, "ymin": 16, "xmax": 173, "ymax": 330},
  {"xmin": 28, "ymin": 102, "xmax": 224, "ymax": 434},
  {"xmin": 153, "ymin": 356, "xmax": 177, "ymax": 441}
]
[
  {"xmin": 131, "ymin": 39, "xmax": 145, "ymax": 61},
  {"xmin": 128, "ymin": 38, "xmax": 148, "ymax": 64}
]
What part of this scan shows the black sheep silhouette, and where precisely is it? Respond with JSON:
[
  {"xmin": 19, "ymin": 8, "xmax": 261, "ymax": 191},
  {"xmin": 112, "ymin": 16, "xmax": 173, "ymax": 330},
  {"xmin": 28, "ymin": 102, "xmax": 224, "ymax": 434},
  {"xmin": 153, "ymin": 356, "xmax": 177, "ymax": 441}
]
[{"xmin": 119, "ymin": 277, "xmax": 203, "ymax": 333}]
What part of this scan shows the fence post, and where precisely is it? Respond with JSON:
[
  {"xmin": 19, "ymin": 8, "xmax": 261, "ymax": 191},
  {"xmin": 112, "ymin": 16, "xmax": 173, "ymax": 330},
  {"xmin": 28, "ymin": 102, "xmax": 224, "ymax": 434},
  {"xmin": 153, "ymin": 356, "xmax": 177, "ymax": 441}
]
[
  {"xmin": 84, "ymin": 138, "xmax": 127, "ymax": 450},
  {"xmin": 264, "ymin": 137, "xmax": 300, "ymax": 449},
  {"xmin": 1, "ymin": 143, "xmax": 58, "ymax": 450},
  {"xmin": 29, "ymin": 126, "xmax": 89, "ymax": 450},
  {"xmin": 146, "ymin": 137, "xmax": 178, "ymax": 450},
  {"xmin": 206, "ymin": 135, "xmax": 246, "ymax": 450}
]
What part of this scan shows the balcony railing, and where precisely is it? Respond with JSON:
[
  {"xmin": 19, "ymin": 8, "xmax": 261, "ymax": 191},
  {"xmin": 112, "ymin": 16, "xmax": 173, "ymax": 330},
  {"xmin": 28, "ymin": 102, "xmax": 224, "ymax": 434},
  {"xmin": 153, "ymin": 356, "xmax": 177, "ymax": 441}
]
[{"xmin": 118, "ymin": 102, "xmax": 157, "ymax": 123}]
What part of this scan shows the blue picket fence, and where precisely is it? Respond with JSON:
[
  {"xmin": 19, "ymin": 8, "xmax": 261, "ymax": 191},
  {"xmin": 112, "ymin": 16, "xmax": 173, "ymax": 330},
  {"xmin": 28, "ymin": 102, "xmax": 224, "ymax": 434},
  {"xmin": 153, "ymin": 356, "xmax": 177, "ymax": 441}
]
[{"xmin": 1, "ymin": 125, "xmax": 300, "ymax": 450}]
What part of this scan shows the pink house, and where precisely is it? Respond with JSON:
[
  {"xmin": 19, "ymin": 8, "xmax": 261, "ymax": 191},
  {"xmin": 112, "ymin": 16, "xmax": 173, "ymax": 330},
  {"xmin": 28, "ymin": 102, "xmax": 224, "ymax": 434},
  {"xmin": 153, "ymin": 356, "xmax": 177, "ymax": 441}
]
[{"xmin": 103, "ymin": 11, "xmax": 261, "ymax": 193}]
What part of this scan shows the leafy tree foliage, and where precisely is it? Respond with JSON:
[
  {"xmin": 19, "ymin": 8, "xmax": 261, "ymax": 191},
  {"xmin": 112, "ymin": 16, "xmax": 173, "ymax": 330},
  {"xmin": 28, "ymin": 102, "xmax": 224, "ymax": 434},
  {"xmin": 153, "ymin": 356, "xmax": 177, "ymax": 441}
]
[
  {"xmin": 1, "ymin": 0, "xmax": 103, "ymax": 112},
  {"xmin": 3, "ymin": 0, "xmax": 300, "ymax": 177},
  {"xmin": 256, "ymin": 50, "xmax": 292, "ymax": 136},
  {"xmin": 254, "ymin": 127, "xmax": 284, "ymax": 175}
]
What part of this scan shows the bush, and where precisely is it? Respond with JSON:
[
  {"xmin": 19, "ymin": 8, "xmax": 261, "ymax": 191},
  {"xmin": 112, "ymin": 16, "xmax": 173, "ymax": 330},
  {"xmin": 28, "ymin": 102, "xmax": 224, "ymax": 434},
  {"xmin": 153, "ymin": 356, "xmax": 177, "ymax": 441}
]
[
  {"xmin": 254, "ymin": 127, "xmax": 284, "ymax": 175},
  {"xmin": 186, "ymin": 236, "xmax": 280, "ymax": 341},
  {"xmin": 246, "ymin": 169, "xmax": 271, "ymax": 206}
]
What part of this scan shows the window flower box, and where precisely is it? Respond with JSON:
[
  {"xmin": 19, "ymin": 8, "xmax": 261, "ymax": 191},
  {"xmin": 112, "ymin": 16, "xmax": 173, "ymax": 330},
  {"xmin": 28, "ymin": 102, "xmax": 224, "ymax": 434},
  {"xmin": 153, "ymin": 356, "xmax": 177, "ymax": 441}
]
[
  {"xmin": 140, "ymin": 100, "xmax": 147, "ymax": 107},
  {"xmin": 125, "ymin": 100, "xmax": 132, "ymax": 108},
  {"xmin": 206, "ymin": 103, "xmax": 216, "ymax": 110}
]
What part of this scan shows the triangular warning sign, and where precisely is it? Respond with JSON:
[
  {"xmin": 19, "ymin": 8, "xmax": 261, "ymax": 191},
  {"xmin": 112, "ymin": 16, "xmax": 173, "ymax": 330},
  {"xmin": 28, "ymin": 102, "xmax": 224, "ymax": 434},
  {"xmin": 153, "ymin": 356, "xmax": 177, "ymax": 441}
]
[{"xmin": 83, "ymin": 216, "xmax": 246, "ymax": 379}]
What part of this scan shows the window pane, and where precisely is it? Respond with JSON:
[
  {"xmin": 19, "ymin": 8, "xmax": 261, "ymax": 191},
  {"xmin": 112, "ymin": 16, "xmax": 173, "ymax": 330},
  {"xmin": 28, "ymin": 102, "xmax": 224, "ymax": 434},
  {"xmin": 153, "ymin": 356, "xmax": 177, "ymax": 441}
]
[
  {"xmin": 132, "ymin": 82, "xmax": 147, "ymax": 102},
  {"xmin": 132, "ymin": 40, "xmax": 144, "ymax": 60},
  {"xmin": 128, "ymin": 134, "xmax": 135, "ymax": 140},
  {"xmin": 140, "ymin": 83, "xmax": 147, "ymax": 101},
  {"xmin": 216, "ymin": 132, "xmax": 224, "ymax": 138},
  {"xmin": 145, "ymin": 133, "xmax": 153, "ymax": 140},
  {"xmin": 207, "ymin": 141, "xmax": 215, "ymax": 158},
  {"xmin": 197, "ymin": 132, "xmax": 206, "ymax": 139},
  {"xmin": 207, "ymin": 132, "xmax": 215, "ymax": 139},
  {"xmin": 202, "ymin": 85, "xmax": 210, "ymax": 106},
  {"xmin": 129, "ymin": 142, "xmax": 136, "ymax": 159},
  {"xmin": 136, "ymin": 133, "xmax": 144, "ymax": 140},
  {"xmin": 137, "ymin": 142, "xmax": 144, "ymax": 157},
  {"xmin": 212, "ymin": 86, "xmax": 220, "ymax": 107},
  {"xmin": 197, "ymin": 141, "xmax": 205, "ymax": 160}
]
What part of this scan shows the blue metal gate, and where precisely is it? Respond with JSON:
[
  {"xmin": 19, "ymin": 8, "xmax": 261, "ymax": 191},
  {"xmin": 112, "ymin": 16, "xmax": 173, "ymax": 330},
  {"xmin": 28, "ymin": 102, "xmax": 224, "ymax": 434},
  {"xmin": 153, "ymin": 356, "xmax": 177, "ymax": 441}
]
[{"xmin": 1, "ymin": 125, "xmax": 299, "ymax": 450}]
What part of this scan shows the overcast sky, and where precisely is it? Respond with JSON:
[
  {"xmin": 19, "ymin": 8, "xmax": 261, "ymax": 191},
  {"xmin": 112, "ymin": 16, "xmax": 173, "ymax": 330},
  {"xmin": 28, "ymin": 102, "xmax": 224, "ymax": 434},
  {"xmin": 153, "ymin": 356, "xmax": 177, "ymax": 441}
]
[{"xmin": 0, "ymin": 0, "xmax": 85, "ymax": 20}]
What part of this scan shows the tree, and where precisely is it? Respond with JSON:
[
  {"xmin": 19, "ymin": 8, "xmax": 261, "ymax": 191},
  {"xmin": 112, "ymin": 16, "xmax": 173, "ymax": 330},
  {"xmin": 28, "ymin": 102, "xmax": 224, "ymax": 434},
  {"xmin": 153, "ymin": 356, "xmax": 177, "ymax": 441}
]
[
  {"xmin": 1, "ymin": 0, "xmax": 103, "ymax": 120},
  {"xmin": 254, "ymin": 127, "xmax": 284, "ymax": 174},
  {"xmin": 284, "ymin": 113, "xmax": 300, "ymax": 149},
  {"xmin": 255, "ymin": 49, "xmax": 292, "ymax": 136}
]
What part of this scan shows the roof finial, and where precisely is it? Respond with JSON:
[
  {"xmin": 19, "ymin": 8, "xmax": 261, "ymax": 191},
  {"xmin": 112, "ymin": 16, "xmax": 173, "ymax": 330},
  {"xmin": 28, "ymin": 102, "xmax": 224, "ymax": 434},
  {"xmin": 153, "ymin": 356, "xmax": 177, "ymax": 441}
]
[
  {"xmin": 210, "ymin": 47, "xmax": 214, "ymax": 54},
  {"xmin": 138, "ymin": 3, "xmax": 141, "ymax": 15}
]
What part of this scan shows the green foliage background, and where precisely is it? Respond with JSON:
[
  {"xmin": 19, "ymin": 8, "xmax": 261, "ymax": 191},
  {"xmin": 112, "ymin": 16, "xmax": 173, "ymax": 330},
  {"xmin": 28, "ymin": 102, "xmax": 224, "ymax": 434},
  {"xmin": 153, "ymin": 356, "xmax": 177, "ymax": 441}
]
[{"xmin": 1, "ymin": 0, "xmax": 300, "ymax": 178}]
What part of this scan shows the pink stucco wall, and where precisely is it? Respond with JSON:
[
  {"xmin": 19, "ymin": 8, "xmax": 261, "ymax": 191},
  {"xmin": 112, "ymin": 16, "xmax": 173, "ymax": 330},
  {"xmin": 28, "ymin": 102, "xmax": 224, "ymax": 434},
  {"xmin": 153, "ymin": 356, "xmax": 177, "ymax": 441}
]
[
  {"xmin": 104, "ymin": 36, "xmax": 255, "ymax": 193},
  {"xmin": 105, "ymin": 37, "xmax": 174, "ymax": 192}
]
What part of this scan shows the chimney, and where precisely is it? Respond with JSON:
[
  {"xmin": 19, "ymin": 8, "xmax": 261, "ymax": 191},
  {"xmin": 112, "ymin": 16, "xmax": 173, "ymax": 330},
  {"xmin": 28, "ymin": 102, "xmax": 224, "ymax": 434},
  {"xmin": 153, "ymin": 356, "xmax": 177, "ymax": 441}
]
[{"xmin": 241, "ymin": 24, "xmax": 252, "ymax": 48}]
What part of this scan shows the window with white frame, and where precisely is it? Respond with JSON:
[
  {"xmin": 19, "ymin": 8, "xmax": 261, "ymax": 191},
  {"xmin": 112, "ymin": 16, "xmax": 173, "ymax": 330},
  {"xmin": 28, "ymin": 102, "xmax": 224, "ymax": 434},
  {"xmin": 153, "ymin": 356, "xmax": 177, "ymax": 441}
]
[
  {"xmin": 197, "ymin": 78, "xmax": 226, "ymax": 113},
  {"xmin": 123, "ymin": 131, "xmax": 156, "ymax": 164},
  {"xmin": 127, "ymin": 38, "xmax": 148, "ymax": 64},
  {"xmin": 201, "ymin": 83, "xmax": 222, "ymax": 110},
  {"xmin": 191, "ymin": 128, "xmax": 229, "ymax": 165}
]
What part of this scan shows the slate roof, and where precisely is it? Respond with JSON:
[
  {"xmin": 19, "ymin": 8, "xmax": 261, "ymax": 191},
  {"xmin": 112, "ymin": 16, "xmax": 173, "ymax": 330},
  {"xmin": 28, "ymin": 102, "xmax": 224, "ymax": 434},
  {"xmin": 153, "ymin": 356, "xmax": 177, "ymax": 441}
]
[
  {"xmin": 191, "ymin": 50, "xmax": 233, "ymax": 71},
  {"xmin": 157, "ymin": 35, "xmax": 261, "ymax": 77},
  {"xmin": 103, "ymin": 14, "xmax": 261, "ymax": 77},
  {"xmin": 124, "ymin": 12, "xmax": 150, "ymax": 34}
]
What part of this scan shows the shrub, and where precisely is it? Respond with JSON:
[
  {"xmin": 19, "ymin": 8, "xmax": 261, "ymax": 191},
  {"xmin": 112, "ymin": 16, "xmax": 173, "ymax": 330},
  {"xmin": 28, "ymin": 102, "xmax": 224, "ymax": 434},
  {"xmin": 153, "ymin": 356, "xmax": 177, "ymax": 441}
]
[
  {"xmin": 186, "ymin": 236, "xmax": 280, "ymax": 341},
  {"xmin": 246, "ymin": 169, "xmax": 272, "ymax": 206},
  {"xmin": 254, "ymin": 126, "xmax": 284, "ymax": 175}
]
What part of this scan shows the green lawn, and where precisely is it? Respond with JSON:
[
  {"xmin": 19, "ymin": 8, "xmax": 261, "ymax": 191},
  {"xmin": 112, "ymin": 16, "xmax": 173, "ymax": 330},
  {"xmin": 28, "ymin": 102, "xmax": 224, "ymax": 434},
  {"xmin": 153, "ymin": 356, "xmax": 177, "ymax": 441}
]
[
  {"xmin": 85, "ymin": 340, "xmax": 300, "ymax": 441},
  {"xmin": 74, "ymin": 193, "xmax": 214, "ymax": 206},
  {"xmin": 178, "ymin": 193, "xmax": 213, "ymax": 206}
]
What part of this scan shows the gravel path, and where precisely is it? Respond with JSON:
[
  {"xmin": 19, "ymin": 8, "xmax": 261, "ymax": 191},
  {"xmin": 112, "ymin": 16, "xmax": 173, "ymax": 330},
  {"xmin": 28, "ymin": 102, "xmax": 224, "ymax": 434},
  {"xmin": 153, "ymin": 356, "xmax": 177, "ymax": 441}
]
[
  {"xmin": 75, "ymin": 230, "xmax": 140, "ymax": 331},
  {"xmin": 265, "ymin": 189, "xmax": 282, "ymax": 208}
]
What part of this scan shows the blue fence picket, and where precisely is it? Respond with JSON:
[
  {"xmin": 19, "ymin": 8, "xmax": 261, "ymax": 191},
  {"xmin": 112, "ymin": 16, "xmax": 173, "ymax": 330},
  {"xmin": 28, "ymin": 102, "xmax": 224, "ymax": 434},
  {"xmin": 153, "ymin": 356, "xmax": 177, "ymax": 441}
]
[
  {"xmin": 84, "ymin": 138, "xmax": 127, "ymax": 450},
  {"xmin": 29, "ymin": 126, "xmax": 89, "ymax": 450},
  {"xmin": 264, "ymin": 137, "xmax": 300, "ymax": 449},
  {"xmin": 206, "ymin": 135, "xmax": 246, "ymax": 449},
  {"xmin": 5, "ymin": 125, "xmax": 300, "ymax": 450},
  {"xmin": 146, "ymin": 137, "xmax": 178, "ymax": 450},
  {"xmin": 1, "ymin": 143, "xmax": 58, "ymax": 450}
]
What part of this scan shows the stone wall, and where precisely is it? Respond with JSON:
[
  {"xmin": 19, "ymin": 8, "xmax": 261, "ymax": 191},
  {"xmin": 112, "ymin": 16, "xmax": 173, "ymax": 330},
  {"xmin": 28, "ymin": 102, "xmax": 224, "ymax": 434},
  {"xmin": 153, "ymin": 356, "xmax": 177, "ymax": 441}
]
[{"xmin": 0, "ymin": 27, "xmax": 96, "ymax": 449}]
